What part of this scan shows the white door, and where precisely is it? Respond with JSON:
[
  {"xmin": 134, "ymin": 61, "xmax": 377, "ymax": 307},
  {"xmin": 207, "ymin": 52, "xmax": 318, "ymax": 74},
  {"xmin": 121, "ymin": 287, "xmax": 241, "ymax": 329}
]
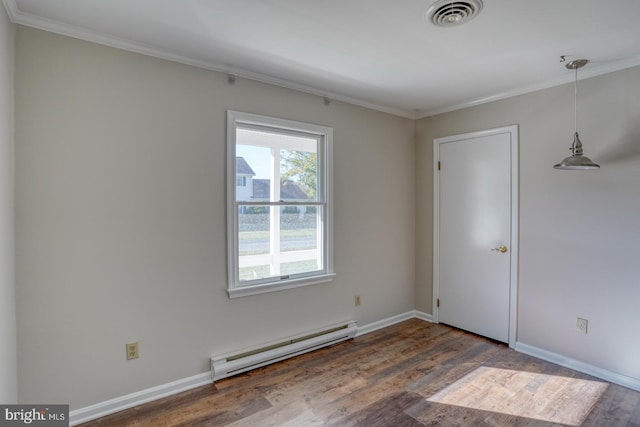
[{"xmin": 434, "ymin": 126, "xmax": 518, "ymax": 344}]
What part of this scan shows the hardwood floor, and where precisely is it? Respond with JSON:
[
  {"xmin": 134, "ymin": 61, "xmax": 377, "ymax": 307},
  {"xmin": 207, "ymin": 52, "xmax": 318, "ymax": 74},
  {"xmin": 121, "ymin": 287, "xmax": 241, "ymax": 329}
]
[{"xmin": 79, "ymin": 319, "xmax": 640, "ymax": 426}]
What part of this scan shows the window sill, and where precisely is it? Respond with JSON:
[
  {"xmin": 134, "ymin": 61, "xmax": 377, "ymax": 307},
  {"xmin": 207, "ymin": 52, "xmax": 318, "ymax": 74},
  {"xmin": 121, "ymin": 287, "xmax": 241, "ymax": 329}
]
[{"xmin": 227, "ymin": 273, "xmax": 336, "ymax": 299}]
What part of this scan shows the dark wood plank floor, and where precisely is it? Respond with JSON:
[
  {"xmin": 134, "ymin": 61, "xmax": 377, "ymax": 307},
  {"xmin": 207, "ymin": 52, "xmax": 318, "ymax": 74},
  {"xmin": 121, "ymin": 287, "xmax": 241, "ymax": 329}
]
[{"xmin": 79, "ymin": 319, "xmax": 640, "ymax": 426}]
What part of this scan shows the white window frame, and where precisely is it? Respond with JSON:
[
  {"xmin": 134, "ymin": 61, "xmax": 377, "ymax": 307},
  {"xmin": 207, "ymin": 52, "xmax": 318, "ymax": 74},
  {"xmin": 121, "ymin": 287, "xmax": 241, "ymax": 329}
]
[{"xmin": 226, "ymin": 110, "xmax": 334, "ymax": 298}]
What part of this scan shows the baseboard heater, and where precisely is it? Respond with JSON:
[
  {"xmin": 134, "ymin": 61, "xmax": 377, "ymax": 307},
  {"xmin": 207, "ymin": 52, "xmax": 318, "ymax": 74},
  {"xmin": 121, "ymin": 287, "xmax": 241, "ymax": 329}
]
[{"xmin": 211, "ymin": 321, "xmax": 358, "ymax": 382}]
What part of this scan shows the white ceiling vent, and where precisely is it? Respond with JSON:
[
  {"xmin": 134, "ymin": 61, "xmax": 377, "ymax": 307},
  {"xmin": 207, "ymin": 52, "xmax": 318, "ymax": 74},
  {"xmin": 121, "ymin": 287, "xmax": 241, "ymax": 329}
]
[{"xmin": 426, "ymin": 0, "xmax": 484, "ymax": 27}]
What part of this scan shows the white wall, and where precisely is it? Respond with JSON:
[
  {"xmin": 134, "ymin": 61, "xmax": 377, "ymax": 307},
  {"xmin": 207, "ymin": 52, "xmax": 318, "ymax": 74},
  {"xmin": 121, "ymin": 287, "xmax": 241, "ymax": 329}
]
[
  {"xmin": 15, "ymin": 27, "xmax": 416, "ymax": 409},
  {"xmin": 416, "ymin": 65, "xmax": 640, "ymax": 382},
  {"xmin": 0, "ymin": 4, "xmax": 16, "ymax": 404}
]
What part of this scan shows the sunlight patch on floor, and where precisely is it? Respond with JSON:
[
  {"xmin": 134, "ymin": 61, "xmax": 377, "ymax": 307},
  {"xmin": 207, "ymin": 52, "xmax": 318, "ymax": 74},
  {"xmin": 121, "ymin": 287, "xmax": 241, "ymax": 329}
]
[{"xmin": 427, "ymin": 366, "xmax": 608, "ymax": 426}]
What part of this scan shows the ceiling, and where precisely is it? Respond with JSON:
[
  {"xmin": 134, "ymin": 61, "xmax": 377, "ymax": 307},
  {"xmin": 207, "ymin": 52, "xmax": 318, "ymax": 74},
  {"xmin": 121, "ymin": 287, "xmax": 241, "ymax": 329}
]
[{"xmin": 4, "ymin": 0, "xmax": 640, "ymax": 119}]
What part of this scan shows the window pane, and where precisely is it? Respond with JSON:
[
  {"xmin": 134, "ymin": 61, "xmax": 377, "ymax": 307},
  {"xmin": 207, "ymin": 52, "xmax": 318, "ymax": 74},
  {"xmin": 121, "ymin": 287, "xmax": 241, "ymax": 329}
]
[
  {"xmin": 238, "ymin": 208, "xmax": 270, "ymax": 281},
  {"xmin": 280, "ymin": 205, "xmax": 322, "ymax": 276},
  {"xmin": 236, "ymin": 141, "xmax": 271, "ymax": 202},
  {"xmin": 280, "ymin": 206, "xmax": 318, "ymax": 252},
  {"xmin": 236, "ymin": 128, "xmax": 318, "ymax": 203},
  {"xmin": 237, "ymin": 205, "xmax": 323, "ymax": 284},
  {"xmin": 280, "ymin": 148, "xmax": 318, "ymax": 202}
]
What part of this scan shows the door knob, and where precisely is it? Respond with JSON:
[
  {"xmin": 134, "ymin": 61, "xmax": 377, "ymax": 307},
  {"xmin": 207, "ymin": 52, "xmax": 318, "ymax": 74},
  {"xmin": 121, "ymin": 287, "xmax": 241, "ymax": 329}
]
[{"xmin": 491, "ymin": 245, "xmax": 508, "ymax": 253}]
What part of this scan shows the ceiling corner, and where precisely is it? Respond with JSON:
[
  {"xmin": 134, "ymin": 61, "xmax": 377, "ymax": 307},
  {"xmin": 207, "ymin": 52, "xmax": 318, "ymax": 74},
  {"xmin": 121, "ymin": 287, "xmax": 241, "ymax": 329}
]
[{"xmin": 2, "ymin": 0, "xmax": 18, "ymax": 21}]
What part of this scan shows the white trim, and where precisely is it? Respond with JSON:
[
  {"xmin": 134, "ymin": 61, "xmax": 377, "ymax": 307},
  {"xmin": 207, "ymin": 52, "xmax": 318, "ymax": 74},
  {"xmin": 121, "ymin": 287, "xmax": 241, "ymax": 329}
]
[
  {"xmin": 6, "ymin": 1, "xmax": 640, "ymax": 120},
  {"xmin": 416, "ymin": 55, "xmax": 640, "ymax": 118},
  {"xmin": 507, "ymin": 127, "xmax": 519, "ymax": 347},
  {"xmin": 66, "ymin": 311, "xmax": 640, "ymax": 425},
  {"xmin": 227, "ymin": 273, "xmax": 335, "ymax": 298},
  {"xmin": 515, "ymin": 342, "xmax": 640, "ymax": 393},
  {"xmin": 1, "ymin": 0, "xmax": 17, "ymax": 19},
  {"xmin": 68, "ymin": 372, "xmax": 212, "ymax": 426},
  {"xmin": 68, "ymin": 311, "xmax": 430, "ymax": 424},
  {"xmin": 432, "ymin": 125, "xmax": 519, "ymax": 348},
  {"xmin": 414, "ymin": 310, "xmax": 434, "ymax": 323},
  {"xmin": 227, "ymin": 111, "xmax": 239, "ymax": 293},
  {"xmin": 226, "ymin": 111, "xmax": 334, "ymax": 298},
  {"xmin": 356, "ymin": 312, "xmax": 414, "ymax": 337},
  {"xmin": 355, "ymin": 310, "xmax": 432, "ymax": 337},
  {"xmin": 0, "ymin": 0, "xmax": 415, "ymax": 119},
  {"xmin": 432, "ymin": 140, "xmax": 441, "ymax": 324}
]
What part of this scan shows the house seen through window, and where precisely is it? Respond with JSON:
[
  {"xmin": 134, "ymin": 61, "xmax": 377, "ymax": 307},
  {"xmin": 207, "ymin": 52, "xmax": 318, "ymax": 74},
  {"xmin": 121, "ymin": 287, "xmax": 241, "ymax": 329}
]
[{"xmin": 227, "ymin": 111, "xmax": 333, "ymax": 297}]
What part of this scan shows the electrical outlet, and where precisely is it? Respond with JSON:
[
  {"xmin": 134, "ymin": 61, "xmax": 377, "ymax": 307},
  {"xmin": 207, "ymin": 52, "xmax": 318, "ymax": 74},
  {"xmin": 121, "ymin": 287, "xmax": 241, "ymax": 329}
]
[
  {"xmin": 126, "ymin": 342, "xmax": 139, "ymax": 360},
  {"xmin": 576, "ymin": 318, "xmax": 588, "ymax": 334},
  {"xmin": 354, "ymin": 295, "xmax": 361, "ymax": 306}
]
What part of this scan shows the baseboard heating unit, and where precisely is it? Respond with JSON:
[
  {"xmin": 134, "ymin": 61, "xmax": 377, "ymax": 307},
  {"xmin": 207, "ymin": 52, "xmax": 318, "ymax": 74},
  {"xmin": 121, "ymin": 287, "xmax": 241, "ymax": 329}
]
[{"xmin": 211, "ymin": 321, "xmax": 358, "ymax": 382}]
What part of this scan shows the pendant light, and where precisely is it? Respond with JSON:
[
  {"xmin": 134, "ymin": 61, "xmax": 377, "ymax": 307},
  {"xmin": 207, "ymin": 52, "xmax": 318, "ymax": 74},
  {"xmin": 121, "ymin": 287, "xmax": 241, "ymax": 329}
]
[{"xmin": 553, "ymin": 59, "xmax": 600, "ymax": 170}]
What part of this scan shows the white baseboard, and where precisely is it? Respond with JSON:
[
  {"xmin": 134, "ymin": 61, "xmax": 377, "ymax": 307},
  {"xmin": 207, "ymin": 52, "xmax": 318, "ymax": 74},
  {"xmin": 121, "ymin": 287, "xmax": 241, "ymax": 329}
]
[
  {"xmin": 355, "ymin": 311, "xmax": 415, "ymax": 336},
  {"xmin": 515, "ymin": 342, "xmax": 640, "ymax": 393},
  {"xmin": 355, "ymin": 310, "xmax": 433, "ymax": 337},
  {"xmin": 69, "ymin": 372, "xmax": 212, "ymax": 426},
  {"xmin": 414, "ymin": 310, "xmax": 434, "ymax": 323},
  {"xmin": 69, "ymin": 310, "xmax": 433, "ymax": 425}
]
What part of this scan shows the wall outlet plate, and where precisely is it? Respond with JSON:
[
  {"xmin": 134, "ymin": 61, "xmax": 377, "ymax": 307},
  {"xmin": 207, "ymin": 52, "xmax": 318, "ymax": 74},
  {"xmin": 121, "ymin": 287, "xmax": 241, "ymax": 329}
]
[
  {"xmin": 126, "ymin": 342, "xmax": 139, "ymax": 360},
  {"xmin": 576, "ymin": 318, "xmax": 588, "ymax": 334}
]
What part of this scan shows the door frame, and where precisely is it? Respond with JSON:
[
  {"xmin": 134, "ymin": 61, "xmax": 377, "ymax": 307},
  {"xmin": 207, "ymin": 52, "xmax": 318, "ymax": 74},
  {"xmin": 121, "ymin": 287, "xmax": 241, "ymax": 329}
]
[{"xmin": 433, "ymin": 125, "xmax": 519, "ymax": 348}]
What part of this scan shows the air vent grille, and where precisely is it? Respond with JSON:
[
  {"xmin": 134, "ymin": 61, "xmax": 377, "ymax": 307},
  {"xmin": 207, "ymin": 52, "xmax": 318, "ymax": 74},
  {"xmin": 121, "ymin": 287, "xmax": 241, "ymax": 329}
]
[{"xmin": 426, "ymin": 0, "xmax": 483, "ymax": 27}]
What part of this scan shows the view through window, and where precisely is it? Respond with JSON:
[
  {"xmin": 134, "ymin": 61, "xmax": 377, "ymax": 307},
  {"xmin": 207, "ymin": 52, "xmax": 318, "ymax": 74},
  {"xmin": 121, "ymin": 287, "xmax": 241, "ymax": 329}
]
[{"xmin": 227, "ymin": 111, "xmax": 333, "ymax": 297}]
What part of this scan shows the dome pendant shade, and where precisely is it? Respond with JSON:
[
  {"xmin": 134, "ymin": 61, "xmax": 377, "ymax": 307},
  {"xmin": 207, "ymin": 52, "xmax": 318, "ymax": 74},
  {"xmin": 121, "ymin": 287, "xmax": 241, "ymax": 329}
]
[{"xmin": 553, "ymin": 132, "xmax": 600, "ymax": 170}]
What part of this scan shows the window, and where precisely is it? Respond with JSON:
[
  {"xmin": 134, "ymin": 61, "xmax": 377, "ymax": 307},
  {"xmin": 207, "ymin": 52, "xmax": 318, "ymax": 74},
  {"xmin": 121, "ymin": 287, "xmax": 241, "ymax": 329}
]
[
  {"xmin": 227, "ymin": 111, "xmax": 334, "ymax": 297},
  {"xmin": 236, "ymin": 176, "xmax": 247, "ymax": 187}
]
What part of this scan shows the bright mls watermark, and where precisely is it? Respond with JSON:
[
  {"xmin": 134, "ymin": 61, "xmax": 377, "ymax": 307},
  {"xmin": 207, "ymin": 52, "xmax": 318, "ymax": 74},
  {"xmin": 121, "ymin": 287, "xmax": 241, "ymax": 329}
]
[{"xmin": 0, "ymin": 405, "xmax": 68, "ymax": 426}]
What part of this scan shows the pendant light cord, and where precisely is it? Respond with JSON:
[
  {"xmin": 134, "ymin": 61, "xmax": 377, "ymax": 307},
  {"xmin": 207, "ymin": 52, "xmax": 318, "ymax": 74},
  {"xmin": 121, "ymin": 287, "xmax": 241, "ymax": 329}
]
[{"xmin": 574, "ymin": 66, "xmax": 578, "ymax": 135}]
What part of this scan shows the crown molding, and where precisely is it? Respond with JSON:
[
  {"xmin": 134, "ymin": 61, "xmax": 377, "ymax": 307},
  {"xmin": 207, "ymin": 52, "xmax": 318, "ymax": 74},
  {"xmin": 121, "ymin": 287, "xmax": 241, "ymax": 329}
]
[
  {"xmin": 1, "ymin": 0, "xmax": 417, "ymax": 119},
  {"xmin": 417, "ymin": 55, "xmax": 640, "ymax": 119},
  {"xmin": 1, "ymin": 0, "xmax": 17, "ymax": 19},
  {"xmin": 4, "ymin": 0, "xmax": 640, "ymax": 121}
]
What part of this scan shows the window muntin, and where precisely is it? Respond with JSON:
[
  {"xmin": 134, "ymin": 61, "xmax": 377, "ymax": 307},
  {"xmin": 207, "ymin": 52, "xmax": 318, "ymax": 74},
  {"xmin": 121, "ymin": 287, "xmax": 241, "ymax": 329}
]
[{"xmin": 227, "ymin": 111, "xmax": 333, "ymax": 297}]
